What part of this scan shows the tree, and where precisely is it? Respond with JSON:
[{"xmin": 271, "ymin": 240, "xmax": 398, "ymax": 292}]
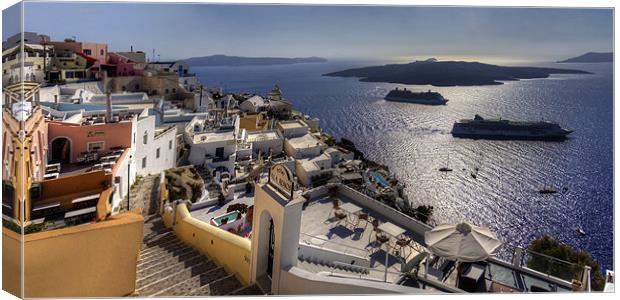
[
  {"xmin": 528, "ymin": 235, "xmax": 604, "ymax": 291},
  {"xmin": 227, "ymin": 203, "xmax": 249, "ymax": 214}
]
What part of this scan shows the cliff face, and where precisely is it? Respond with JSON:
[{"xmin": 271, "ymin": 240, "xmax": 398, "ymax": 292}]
[{"xmin": 558, "ymin": 52, "xmax": 613, "ymax": 63}]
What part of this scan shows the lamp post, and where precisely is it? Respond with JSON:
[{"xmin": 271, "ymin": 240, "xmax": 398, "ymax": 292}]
[{"xmin": 127, "ymin": 154, "xmax": 132, "ymax": 212}]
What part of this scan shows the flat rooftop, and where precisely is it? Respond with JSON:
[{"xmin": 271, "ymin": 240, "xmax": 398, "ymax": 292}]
[
  {"xmin": 287, "ymin": 134, "xmax": 320, "ymax": 149},
  {"xmin": 279, "ymin": 120, "xmax": 307, "ymax": 130},
  {"xmin": 300, "ymin": 192, "xmax": 424, "ymax": 283},
  {"xmin": 191, "ymin": 130, "xmax": 235, "ymax": 144},
  {"xmin": 246, "ymin": 130, "xmax": 281, "ymax": 142}
]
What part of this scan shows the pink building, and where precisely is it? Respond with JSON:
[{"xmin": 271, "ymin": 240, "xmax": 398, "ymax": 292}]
[
  {"xmin": 48, "ymin": 39, "xmax": 108, "ymax": 63},
  {"xmin": 106, "ymin": 53, "xmax": 144, "ymax": 77},
  {"xmin": 47, "ymin": 119, "xmax": 133, "ymax": 164}
]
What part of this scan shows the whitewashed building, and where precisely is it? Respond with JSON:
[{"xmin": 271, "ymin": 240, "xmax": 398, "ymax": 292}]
[
  {"xmin": 241, "ymin": 129, "xmax": 283, "ymax": 157},
  {"xmin": 184, "ymin": 115, "xmax": 238, "ymax": 177},
  {"xmin": 283, "ymin": 133, "xmax": 323, "ymax": 159},
  {"xmin": 239, "ymin": 95, "xmax": 269, "ymax": 112},
  {"xmin": 277, "ymin": 119, "xmax": 309, "ymax": 139}
]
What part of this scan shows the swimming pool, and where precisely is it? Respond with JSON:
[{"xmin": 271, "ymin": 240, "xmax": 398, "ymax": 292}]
[{"xmin": 373, "ymin": 173, "xmax": 390, "ymax": 188}]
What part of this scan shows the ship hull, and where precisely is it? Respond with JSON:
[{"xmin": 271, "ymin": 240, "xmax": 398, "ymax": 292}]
[
  {"xmin": 451, "ymin": 124, "xmax": 571, "ymax": 141},
  {"xmin": 384, "ymin": 96, "xmax": 448, "ymax": 105},
  {"xmin": 451, "ymin": 131, "xmax": 569, "ymax": 141}
]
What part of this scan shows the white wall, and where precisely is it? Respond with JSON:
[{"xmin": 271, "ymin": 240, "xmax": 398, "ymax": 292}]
[
  {"xmin": 135, "ymin": 116, "xmax": 177, "ymax": 176},
  {"xmin": 187, "ymin": 138, "xmax": 236, "ymax": 166},
  {"xmin": 284, "ymin": 139, "xmax": 322, "ymax": 159},
  {"xmin": 278, "ymin": 266, "xmax": 425, "ymax": 295},
  {"xmin": 252, "ymin": 138, "xmax": 283, "ymax": 157},
  {"xmin": 298, "ymin": 243, "xmax": 370, "ymax": 268}
]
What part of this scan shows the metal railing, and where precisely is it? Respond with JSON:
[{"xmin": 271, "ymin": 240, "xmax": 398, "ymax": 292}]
[{"xmin": 493, "ymin": 243, "xmax": 587, "ymax": 287}]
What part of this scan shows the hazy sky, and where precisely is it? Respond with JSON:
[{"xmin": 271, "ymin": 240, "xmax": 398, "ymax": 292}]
[{"xmin": 4, "ymin": 2, "xmax": 614, "ymax": 63}]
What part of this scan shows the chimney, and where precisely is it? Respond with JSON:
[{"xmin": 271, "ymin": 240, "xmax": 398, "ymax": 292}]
[
  {"xmin": 105, "ymin": 91, "xmax": 113, "ymax": 123},
  {"xmin": 53, "ymin": 94, "xmax": 58, "ymax": 109}
]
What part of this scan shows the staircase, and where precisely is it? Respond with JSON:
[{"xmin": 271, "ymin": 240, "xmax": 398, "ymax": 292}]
[{"xmin": 134, "ymin": 215, "xmax": 263, "ymax": 296}]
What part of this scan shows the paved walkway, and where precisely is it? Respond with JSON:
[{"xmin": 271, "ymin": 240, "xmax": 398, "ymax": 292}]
[{"xmin": 119, "ymin": 174, "xmax": 161, "ymax": 217}]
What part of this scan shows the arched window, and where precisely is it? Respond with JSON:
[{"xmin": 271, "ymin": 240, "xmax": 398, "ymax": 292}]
[{"xmin": 143, "ymin": 131, "xmax": 148, "ymax": 144}]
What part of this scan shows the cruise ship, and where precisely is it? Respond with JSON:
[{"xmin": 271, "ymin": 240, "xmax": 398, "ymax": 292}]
[
  {"xmin": 452, "ymin": 115, "xmax": 573, "ymax": 141},
  {"xmin": 384, "ymin": 88, "xmax": 448, "ymax": 105}
]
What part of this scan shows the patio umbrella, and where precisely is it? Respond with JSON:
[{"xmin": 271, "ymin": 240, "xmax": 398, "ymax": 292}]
[{"xmin": 424, "ymin": 222, "xmax": 502, "ymax": 262}]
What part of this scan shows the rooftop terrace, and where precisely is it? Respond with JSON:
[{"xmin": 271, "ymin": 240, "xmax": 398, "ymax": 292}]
[{"xmin": 297, "ymin": 184, "xmax": 584, "ymax": 293}]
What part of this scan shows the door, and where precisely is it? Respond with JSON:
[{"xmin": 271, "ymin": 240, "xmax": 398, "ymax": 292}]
[
  {"xmin": 215, "ymin": 147, "xmax": 224, "ymax": 159},
  {"xmin": 267, "ymin": 219, "xmax": 275, "ymax": 278}
]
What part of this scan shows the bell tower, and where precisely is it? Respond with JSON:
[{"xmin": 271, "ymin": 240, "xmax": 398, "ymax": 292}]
[{"xmin": 249, "ymin": 164, "xmax": 303, "ymax": 294}]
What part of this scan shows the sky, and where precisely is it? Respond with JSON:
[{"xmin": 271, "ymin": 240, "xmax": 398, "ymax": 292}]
[{"xmin": 3, "ymin": 2, "xmax": 614, "ymax": 63}]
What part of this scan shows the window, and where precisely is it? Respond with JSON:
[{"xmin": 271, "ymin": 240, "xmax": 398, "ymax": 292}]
[
  {"xmin": 156, "ymin": 148, "xmax": 160, "ymax": 159},
  {"xmin": 87, "ymin": 141, "xmax": 104, "ymax": 152},
  {"xmin": 169, "ymin": 140, "xmax": 172, "ymax": 149},
  {"xmin": 142, "ymin": 157, "xmax": 147, "ymax": 169},
  {"xmin": 83, "ymin": 49, "xmax": 92, "ymax": 55},
  {"xmin": 133, "ymin": 132, "xmax": 136, "ymax": 144},
  {"xmin": 143, "ymin": 131, "xmax": 148, "ymax": 144},
  {"xmin": 100, "ymin": 49, "xmax": 104, "ymax": 56}
]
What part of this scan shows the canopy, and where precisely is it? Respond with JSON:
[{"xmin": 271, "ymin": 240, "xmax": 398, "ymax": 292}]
[{"xmin": 424, "ymin": 222, "xmax": 502, "ymax": 262}]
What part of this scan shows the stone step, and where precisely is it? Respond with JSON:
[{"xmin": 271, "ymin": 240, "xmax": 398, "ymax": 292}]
[
  {"xmin": 138, "ymin": 263, "xmax": 222, "ymax": 296},
  {"xmin": 229, "ymin": 284, "xmax": 264, "ymax": 295},
  {"xmin": 137, "ymin": 249, "xmax": 202, "ymax": 279},
  {"xmin": 139, "ymin": 238, "xmax": 185, "ymax": 259},
  {"xmin": 187, "ymin": 273, "xmax": 244, "ymax": 296},
  {"xmin": 141, "ymin": 231, "xmax": 176, "ymax": 249},
  {"xmin": 154, "ymin": 267, "xmax": 229, "ymax": 297},
  {"xmin": 137, "ymin": 244, "xmax": 197, "ymax": 271},
  {"xmin": 137, "ymin": 255, "xmax": 213, "ymax": 289}
]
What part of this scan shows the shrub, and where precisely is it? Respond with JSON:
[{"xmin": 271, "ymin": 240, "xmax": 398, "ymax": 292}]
[
  {"xmin": 528, "ymin": 235, "xmax": 604, "ymax": 291},
  {"xmin": 227, "ymin": 203, "xmax": 249, "ymax": 214}
]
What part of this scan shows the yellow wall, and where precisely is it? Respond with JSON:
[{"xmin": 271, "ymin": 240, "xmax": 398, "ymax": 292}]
[
  {"xmin": 172, "ymin": 203, "xmax": 252, "ymax": 285},
  {"xmin": 2, "ymin": 228, "xmax": 22, "ymax": 298},
  {"xmin": 2, "ymin": 210, "xmax": 144, "ymax": 298}
]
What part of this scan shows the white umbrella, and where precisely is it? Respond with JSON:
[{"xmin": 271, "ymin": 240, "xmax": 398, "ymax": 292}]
[{"xmin": 424, "ymin": 222, "xmax": 502, "ymax": 262}]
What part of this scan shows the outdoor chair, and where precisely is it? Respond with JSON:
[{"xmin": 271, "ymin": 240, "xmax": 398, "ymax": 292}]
[
  {"xmin": 374, "ymin": 232, "xmax": 390, "ymax": 252},
  {"xmin": 333, "ymin": 210, "xmax": 348, "ymax": 227},
  {"xmin": 368, "ymin": 219, "xmax": 381, "ymax": 243},
  {"xmin": 396, "ymin": 238, "xmax": 413, "ymax": 259}
]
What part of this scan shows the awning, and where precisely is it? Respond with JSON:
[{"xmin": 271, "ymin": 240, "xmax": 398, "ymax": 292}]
[
  {"xmin": 64, "ymin": 206, "xmax": 97, "ymax": 218},
  {"xmin": 72, "ymin": 193, "xmax": 100, "ymax": 204}
]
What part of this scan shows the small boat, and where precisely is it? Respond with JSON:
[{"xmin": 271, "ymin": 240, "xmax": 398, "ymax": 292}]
[
  {"xmin": 576, "ymin": 228, "xmax": 586, "ymax": 236},
  {"xmin": 471, "ymin": 167, "xmax": 479, "ymax": 179},
  {"xmin": 539, "ymin": 187, "xmax": 558, "ymax": 194},
  {"xmin": 439, "ymin": 154, "xmax": 452, "ymax": 172}
]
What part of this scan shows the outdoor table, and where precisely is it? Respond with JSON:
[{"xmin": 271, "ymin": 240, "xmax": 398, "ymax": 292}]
[
  {"xmin": 461, "ymin": 263, "xmax": 486, "ymax": 285},
  {"xmin": 340, "ymin": 203, "xmax": 362, "ymax": 215},
  {"xmin": 339, "ymin": 203, "xmax": 362, "ymax": 226},
  {"xmin": 378, "ymin": 222, "xmax": 406, "ymax": 238}
]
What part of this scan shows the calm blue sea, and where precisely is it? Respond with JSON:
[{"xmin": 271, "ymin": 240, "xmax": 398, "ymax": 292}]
[{"xmin": 193, "ymin": 61, "xmax": 613, "ymax": 271}]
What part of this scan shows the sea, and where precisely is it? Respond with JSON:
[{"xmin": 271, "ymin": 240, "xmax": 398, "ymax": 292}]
[{"xmin": 192, "ymin": 60, "xmax": 614, "ymax": 272}]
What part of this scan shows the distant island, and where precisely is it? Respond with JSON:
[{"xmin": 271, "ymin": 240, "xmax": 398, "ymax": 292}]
[
  {"xmin": 182, "ymin": 55, "xmax": 328, "ymax": 66},
  {"xmin": 323, "ymin": 59, "xmax": 590, "ymax": 86},
  {"xmin": 557, "ymin": 52, "xmax": 613, "ymax": 63}
]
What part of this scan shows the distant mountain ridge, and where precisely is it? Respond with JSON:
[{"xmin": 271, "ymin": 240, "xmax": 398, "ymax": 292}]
[
  {"xmin": 182, "ymin": 55, "xmax": 328, "ymax": 66},
  {"xmin": 323, "ymin": 60, "xmax": 590, "ymax": 86},
  {"xmin": 558, "ymin": 52, "xmax": 613, "ymax": 63}
]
